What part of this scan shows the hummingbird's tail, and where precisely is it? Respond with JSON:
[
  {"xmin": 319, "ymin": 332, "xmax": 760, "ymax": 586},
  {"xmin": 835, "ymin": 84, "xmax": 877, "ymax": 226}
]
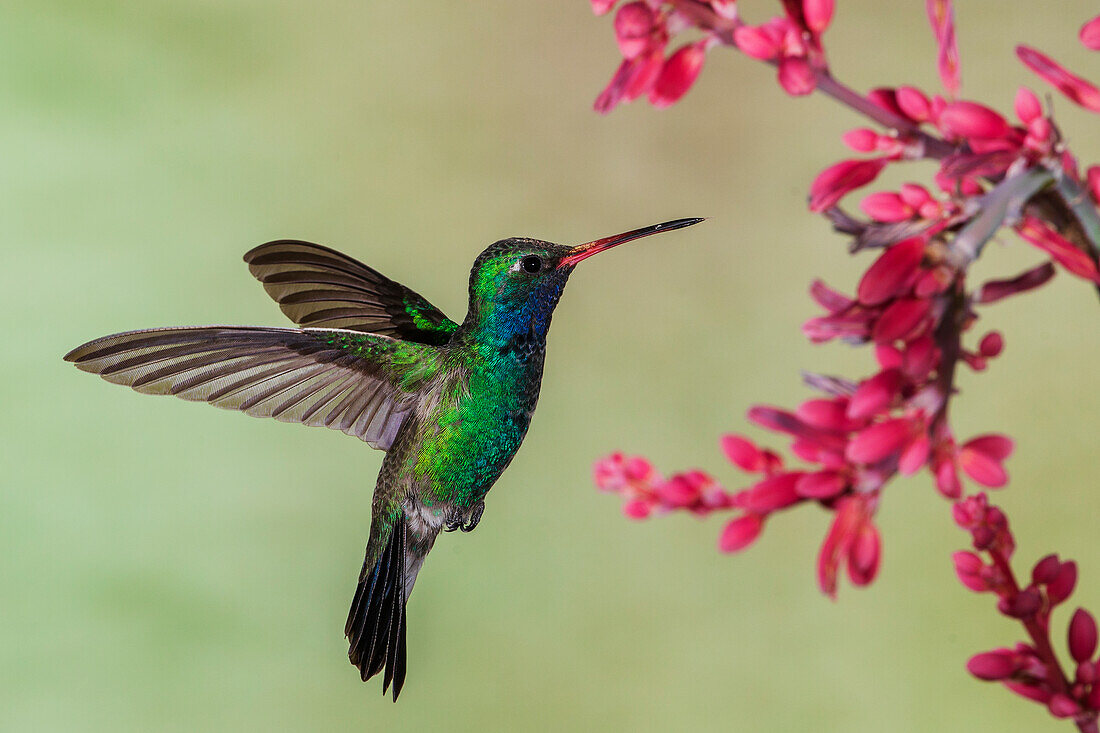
[{"xmin": 345, "ymin": 514, "xmax": 436, "ymax": 701}]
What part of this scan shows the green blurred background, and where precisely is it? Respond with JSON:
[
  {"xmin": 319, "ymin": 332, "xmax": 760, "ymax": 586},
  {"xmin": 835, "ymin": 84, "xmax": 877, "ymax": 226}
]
[{"xmin": 4, "ymin": 2, "xmax": 1100, "ymax": 730}]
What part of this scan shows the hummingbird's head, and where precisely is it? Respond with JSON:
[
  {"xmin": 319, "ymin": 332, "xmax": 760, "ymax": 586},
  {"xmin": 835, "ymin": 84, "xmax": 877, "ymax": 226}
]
[{"xmin": 461, "ymin": 218, "xmax": 704, "ymax": 348}]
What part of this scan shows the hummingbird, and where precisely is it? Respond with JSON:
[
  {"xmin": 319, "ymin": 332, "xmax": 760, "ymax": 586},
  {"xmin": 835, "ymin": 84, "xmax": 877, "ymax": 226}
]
[{"xmin": 64, "ymin": 217, "xmax": 702, "ymax": 700}]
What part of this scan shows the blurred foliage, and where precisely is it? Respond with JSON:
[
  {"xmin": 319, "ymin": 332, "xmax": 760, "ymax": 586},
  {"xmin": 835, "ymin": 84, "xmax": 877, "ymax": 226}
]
[{"xmin": 3, "ymin": 1, "xmax": 1099, "ymax": 730}]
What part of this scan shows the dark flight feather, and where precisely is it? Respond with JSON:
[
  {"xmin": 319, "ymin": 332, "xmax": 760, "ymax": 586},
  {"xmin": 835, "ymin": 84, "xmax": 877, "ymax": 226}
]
[
  {"xmin": 244, "ymin": 240, "xmax": 459, "ymax": 345},
  {"xmin": 346, "ymin": 516, "xmax": 408, "ymax": 700},
  {"xmin": 63, "ymin": 326, "xmax": 433, "ymax": 450}
]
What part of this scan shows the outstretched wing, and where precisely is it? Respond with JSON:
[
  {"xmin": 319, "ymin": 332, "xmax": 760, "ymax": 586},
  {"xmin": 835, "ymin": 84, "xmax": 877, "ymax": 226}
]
[
  {"xmin": 243, "ymin": 241, "xmax": 459, "ymax": 345},
  {"xmin": 64, "ymin": 326, "xmax": 441, "ymax": 450}
]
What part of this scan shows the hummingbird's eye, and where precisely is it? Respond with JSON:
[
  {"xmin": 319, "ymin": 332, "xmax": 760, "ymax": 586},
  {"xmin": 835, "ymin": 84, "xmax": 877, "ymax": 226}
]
[{"xmin": 520, "ymin": 255, "xmax": 542, "ymax": 274}]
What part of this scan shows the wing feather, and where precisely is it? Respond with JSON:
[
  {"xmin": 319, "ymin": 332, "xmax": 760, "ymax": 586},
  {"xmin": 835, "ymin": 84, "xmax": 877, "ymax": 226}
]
[
  {"xmin": 244, "ymin": 241, "xmax": 459, "ymax": 345},
  {"xmin": 64, "ymin": 326, "xmax": 438, "ymax": 450}
]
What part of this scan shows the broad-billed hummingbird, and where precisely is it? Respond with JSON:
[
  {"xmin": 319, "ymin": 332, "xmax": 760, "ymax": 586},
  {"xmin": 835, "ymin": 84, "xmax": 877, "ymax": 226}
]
[{"xmin": 64, "ymin": 217, "xmax": 702, "ymax": 700}]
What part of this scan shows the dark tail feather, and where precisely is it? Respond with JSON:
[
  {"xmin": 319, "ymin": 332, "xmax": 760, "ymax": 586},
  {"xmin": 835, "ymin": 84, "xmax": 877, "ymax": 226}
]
[{"xmin": 345, "ymin": 517, "xmax": 408, "ymax": 701}]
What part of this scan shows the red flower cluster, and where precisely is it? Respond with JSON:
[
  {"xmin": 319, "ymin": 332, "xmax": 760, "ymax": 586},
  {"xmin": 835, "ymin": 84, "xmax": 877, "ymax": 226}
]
[
  {"xmin": 955, "ymin": 495, "xmax": 1099, "ymax": 725},
  {"xmin": 587, "ymin": 2, "xmax": 1100, "ymax": 730}
]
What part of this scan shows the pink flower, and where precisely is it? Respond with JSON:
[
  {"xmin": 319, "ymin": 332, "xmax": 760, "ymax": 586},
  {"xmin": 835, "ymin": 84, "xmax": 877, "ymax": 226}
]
[
  {"xmin": 1048, "ymin": 561, "xmax": 1078, "ymax": 606},
  {"xmin": 1017, "ymin": 45, "xmax": 1100, "ymax": 113},
  {"xmin": 937, "ymin": 101, "xmax": 1010, "ymax": 139},
  {"xmin": 846, "ymin": 418, "xmax": 915, "ymax": 463},
  {"xmin": 872, "ymin": 298, "xmax": 932, "ymax": 343},
  {"xmin": 842, "ymin": 128, "xmax": 879, "ymax": 152},
  {"xmin": 733, "ymin": 24, "xmax": 782, "ymax": 61},
  {"xmin": 613, "ymin": 2, "xmax": 663, "ymax": 60},
  {"xmin": 809, "ymin": 158, "xmax": 888, "ymax": 212},
  {"xmin": 896, "ymin": 86, "xmax": 932, "ymax": 122},
  {"xmin": 953, "ymin": 551, "xmax": 989, "ymax": 592},
  {"xmin": 718, "ymin": 514, "xmax": 765, "ymax": 553},
  {"xmin": 722, "ymin": 434, "xmax": 765, "ymax": 472},
  {"xmin": 1014, "ymin": 87, "xmax": 1043, "ymax": 124},
  {"xmin": 978, "ymin": 332, "xmax": 1004, "ymax": 358},
  {"xmin": 967, "ymin": 649, "xmax": 1017, "ymax": 680},
  {"xmin": 649, "ymin": 41, "xmax": 708, "ymax": 108},
  {"xmin": 623, "ymin": 499, "xmax": 652, "ymax": 519},
  {"xmin": 847, "ymin": 368, "xmax": 903, "ymax": 420},
  {"xmin": 802, "ymin": 0, "xmax": 835, "ymax": 35},
  {"xmin": 1081, "ymin": 15, "xmax": 1100, "ymax": 50},
  {"xmin": 590, "ymin": 0, "xmax": 618, "ymax": 15},
  {"xmin": 778, "ymin": 57, "xmax": 816, "ymax": 96},
  {"xmin": 860, "ymin": 192, "xmax": 912, "ymax": 222},
  {"xmin": 958, "ymin": 434, "xmax": 1013, "ymax": 489},
  {"xmin": 926, "ymin": 0, "xmax": 960, "ymax": 97},
  {"xmin": 857, "ymin": 238, "xmax": 926, "ymax": 305},
  {"xmin": 1068, "ymin": 608, "xmax": 1098, "ymax": 663},
  {"xmin": 595, "ymin": 52, "xmax": 665, "ymax": 114},
  {"xmin": 735, "ymin": 472, "xmax": 802, "ymax": 512},
  {"xmin": 817, "ymin": 495, "xmax": 878, "ymax": 597},
  {"xmin": 796, "ymin": 470, "xmax": 848, "ymax": 499},
  {"xmin": 847, "ymin": 520, "xmax": 881, "ymax": 586}
]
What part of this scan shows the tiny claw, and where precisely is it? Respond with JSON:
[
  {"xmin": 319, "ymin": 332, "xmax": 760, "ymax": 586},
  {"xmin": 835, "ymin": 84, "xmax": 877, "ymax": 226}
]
[{"xmin": 461, "ymin": 502, "xmax": 485, "ymax": 533}]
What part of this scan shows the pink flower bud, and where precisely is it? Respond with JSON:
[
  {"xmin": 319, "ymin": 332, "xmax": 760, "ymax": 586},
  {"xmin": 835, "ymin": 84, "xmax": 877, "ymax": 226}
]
[
  {"xmin": 1017, "ymin": 45, "xmax": 1100, "ymax": 113},
  {"xmin": 796, "ymin": 470, "xmax": 848, "ymax": 499},
  {"xmin": 657, "ymin": 475, "xmax": 699, "ymax": 507},
  {"xmin": 718, "ymin": 514, "xmax": 765, "ymax": 553},
  {"xmin": 614, "ymin": 3, "xmax": 660, "ymax": 59},
  {"xmin": 1001, "ymin": 587, "xmax": 1042, "ymax": 618},
  {"xmin": 898, "ymin": 435, "xmax": 930, "ymax": 475},
  {"xmin": 1033, "ymin": 554, "xmax": 1062, "ymax": 585},
  {"xmin": 967, "ymin": 650, "xmax": 1017, "ymax": 680},
  {"xmin": 733, "ymin": 25, "xmax": 781, "ymax": 60},
  {"xmin": 860, "ymin": 191, "xmax": 913, "ymax": 223},
  {"xmin": 1089, "ymin": 166, "xmax": 1100, "ymax": 203},
  {"xmin": 899, "ymin": 183, "xmax": 932, "ymax": 208},
  {"xmin": 796, "ymin": 398, "xmax": 852, "ymax": 430},
  {"xmin": 938, "ymin": 101, "xmax": 1011, "ymax": 139},
  {"xmin": 846, "ymin": 418, "xmax": 913, "ymax": 463},
  {"xmin": 847, "ymin": 368, "xmax": 903, "ymax": 420},
  {"xmin": 778, "ymin": 57, "xmax": 816, "ymax": 96},
  {"xmin": 622, "ymin": 499, "xmax": 652, "ymax": 519},
  {"xmin": 1048, "ymin": 693, "xmax": 1082, "ymax": 719},
  {"xmin": 963, "ymin": 434, "xmax": 1014, "ymax": 461},
  {"xmin": 857, "ymin": 238, "xmax": 926, "ymax": 305},
  {"xmin": 1014, "ymin": 87, "xmax": 1043, "ymax": 123},
  {"xmin": 846, "ymin": 521, "xmax": 881, "ymax": 586},
  {"xmin": 649, "ymin": 42, "xmax": 708, "ymax": 109},
  {"xmin": 872, "ymin": 298, "xmax": 932, "ymax": 343},
  {"xmin": 979, "ymin": 331, "xmax": 1004, "ymax": 358},
  {"xmin": 842, "ymin": 128, "xmax": 879, "ymax": 152},
  {"xmin": 896, "ymin": 86, "xmax": 932, "ymax": 121},
  {"xmin": 875, "ymin": 344, "xmax": 903, "ymax": 369},
  {"xmin": 809, "ymin": 158, "xmax": 887, "ymax": 212},
  {"xmin": 740, "ymin": 473, "xmax": 802, "ymax": 512},
  {"xmin": 1049, "ymin": 561, "xmax": 1079, "ymax": 606},
  {"xmin": 591, "ymin": 0, "xmax": 618, "ymax": 15},
  {"xmin": 1069, "ymin": 608, "xmax": 1098, "ymax": 663},
  {"xmin": 1081, "ymin": 15, "xmax": 1100, "ymax": 51},
  {"xmin": 722, "ymin": 435, "xmax": 765, "ymax": 473},
  {"xmin": 935, "ymin": 458, "xmax": 962, "ymax": 498},
  {"xmin": 953, "ymin": 551, "xmax": 988, "ymax": 592},
  {"xmin": 914, "ymin": 265, "xmax": 951, "ymax": 297},
  {"xmin": 957, "ymin": 451, "xmax": 1006, "ymax": 487},
  {"xmin": 802, "ymin": 0, "xmax": 835, "ymax": 34}
]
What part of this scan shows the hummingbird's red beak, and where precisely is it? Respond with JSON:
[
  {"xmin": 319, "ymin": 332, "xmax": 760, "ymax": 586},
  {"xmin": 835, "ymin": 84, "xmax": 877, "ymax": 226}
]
[{"xmin": 556, "ymin": 218, "xmax": 705, "ymax": 268}]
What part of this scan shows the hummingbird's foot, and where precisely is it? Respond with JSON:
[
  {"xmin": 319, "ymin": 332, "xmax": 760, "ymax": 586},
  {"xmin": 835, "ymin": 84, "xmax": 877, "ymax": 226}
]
[
  {"xmin": 443, "ymin": 517, "xmax": 462, "ymax": 532},
  {"xmin": 460, "ymin": 501, "xmax": 484, "ymax": 533}
]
